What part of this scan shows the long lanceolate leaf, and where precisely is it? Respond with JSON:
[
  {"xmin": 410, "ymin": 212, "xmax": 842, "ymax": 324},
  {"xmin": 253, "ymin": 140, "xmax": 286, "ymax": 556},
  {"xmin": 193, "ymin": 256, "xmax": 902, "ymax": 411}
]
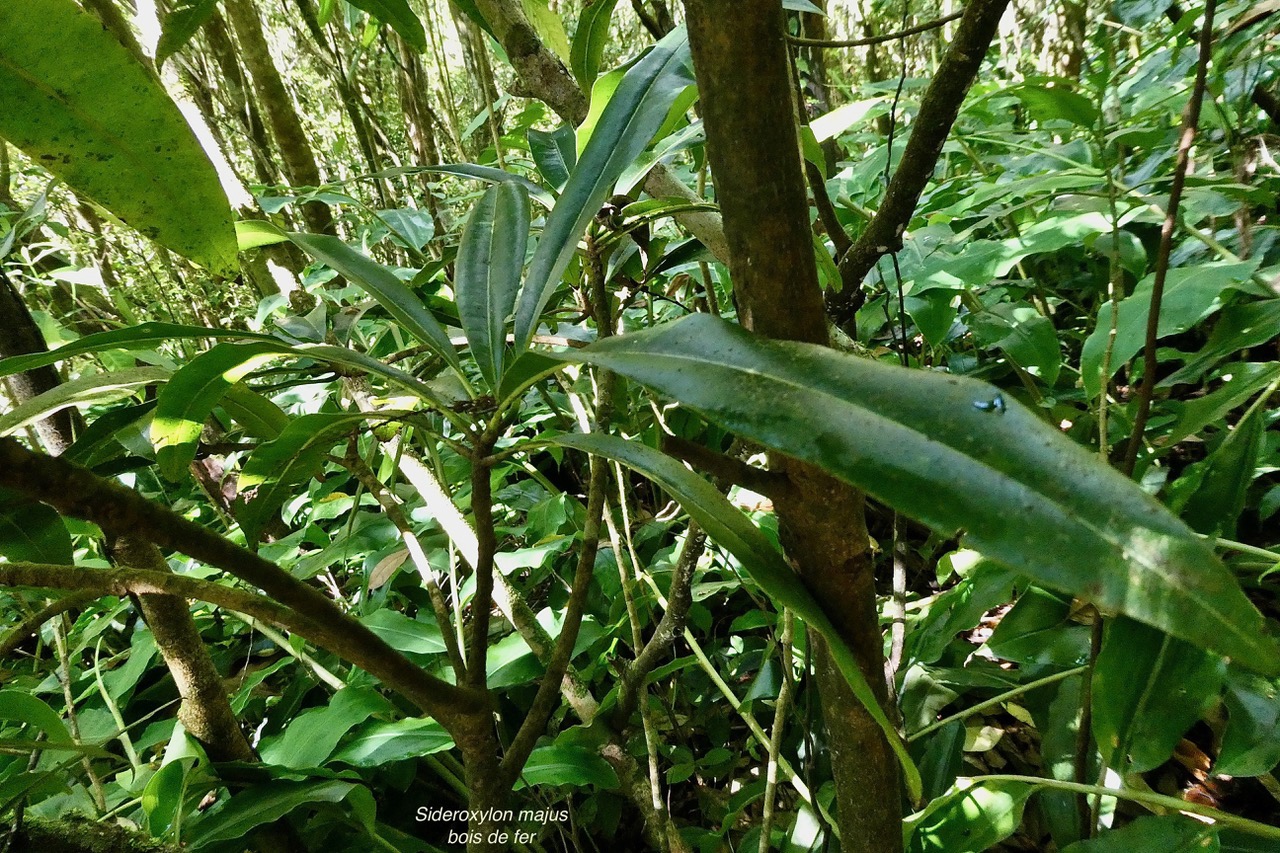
[
  {"xmin": 285, "ymin": 232, "xmax": 463, "ymax": 375},
  {"xmin": 512, "ymin": 28, "xmax": 695, "ymax": 354},
  {"xmin": 553, "ymin": 432, "xmax": 924, "ymax": 802},
  {"xmin": 149, "ymin": 339, "xmax": 458, "ymax": 482},
  {"xmin": 456, "ymin": 183, "xmax": 530, "ymax": 388},
  {"xmin": 0, "ymin": 0, "xmax": 237, "ymax": 277},
  {"xmin": 569, "ymin": 314, "xmax": 1280, "ymax": 675},
  {"xmin": 0, "ymin": 323, "xmax": 280, "ymax": 379}
]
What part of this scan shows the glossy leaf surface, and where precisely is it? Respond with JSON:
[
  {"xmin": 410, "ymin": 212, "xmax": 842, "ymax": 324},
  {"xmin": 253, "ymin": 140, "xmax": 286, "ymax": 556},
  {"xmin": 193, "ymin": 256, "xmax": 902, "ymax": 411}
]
[
  {"xmin": 456, "ymin": 182, "xmax": 530, "ymax": 388},
  {"xmin": 568, "ymin": 314, "xmax": 1280, "ymax": 673},
  {"xmin": 513, "ymin": 27, "xmax": 695, "ymax": 353}
]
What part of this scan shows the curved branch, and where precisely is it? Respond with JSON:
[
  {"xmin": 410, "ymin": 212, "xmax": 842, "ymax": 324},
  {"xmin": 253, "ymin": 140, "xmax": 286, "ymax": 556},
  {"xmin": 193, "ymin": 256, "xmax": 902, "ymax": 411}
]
[
  {"xmin": 0, "ymin": 437, "xmax": 486, "ymax": 725},
  {"xmin": 825, "ymin": 0, "xmax": 1010, "ymax": 334},
  {"xmin": 0, "ymin": 591, "xmax": 95, "ymax": 658},
  {"xmin": 787, "ymin": 11, "xmax": 963, "ymax": 49}
]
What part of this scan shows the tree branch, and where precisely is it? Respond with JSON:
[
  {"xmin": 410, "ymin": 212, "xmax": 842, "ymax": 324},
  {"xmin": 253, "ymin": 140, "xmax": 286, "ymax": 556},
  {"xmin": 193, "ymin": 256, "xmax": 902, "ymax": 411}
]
[
  {"xmin": 787, "ymin": 11, "xmax": 963, "ymax": 48},
  {"xmin": 0, "ymin": 437, "xmax": 486, "ymax": 725},
  {"xmin": 825, "ymin": 0, "xmax": 1010, "ymax": 335}
]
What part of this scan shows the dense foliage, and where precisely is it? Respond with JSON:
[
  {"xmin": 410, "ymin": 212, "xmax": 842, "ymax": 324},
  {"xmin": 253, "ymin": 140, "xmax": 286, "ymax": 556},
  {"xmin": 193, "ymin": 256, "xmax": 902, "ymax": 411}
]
[{"xmin": 2, "ymin": 1, "xmax": 1280, "ymax": 852}]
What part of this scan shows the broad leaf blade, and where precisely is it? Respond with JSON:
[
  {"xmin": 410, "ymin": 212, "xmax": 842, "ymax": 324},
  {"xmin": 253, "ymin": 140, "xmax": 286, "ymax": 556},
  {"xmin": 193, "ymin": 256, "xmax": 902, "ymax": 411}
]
[
  {"xmin": 0, "ymin": 322, "xmax": 278, "ymax": 379},
  {"xmin": 568, "ymin": 314, "xmax": 1280, "ymax": 674},
  {"xmin": 570, "ymin": 0, "xmax": 620, "ymax": 89},
  {"xmin": 286, "ymin": 232, "xmax": 462, "ymax": 374},
  {"xmin": 152, "ymin": 342, "xmax": 285, "ymax": 481},
  {"xmin": 0, "ymin": 0, "xmax": 237, "ymax": 276},
  {"xmin": 553, "ymin": 432, "xmax": 923, "ymax": 801},
  {"xmin": 513, "ymin": 27, "xmax": 694, "ymax": 354},
  {"xmin": 456, "ymin": 182, "xmax": 530, "ymax": 388},
  {"xmin": 0, "ymin": 367, "xmax": 169, "ymax": 438},
  {"xmin": 235, "ymin": 412, "xmax": 382, "ymax": 544},
  {"xmin": 155, "ymin": 0, "xmax": 220, "ymax": 68},
  {"xmin": 346, "ymin": 0, "xmax": 425, "ymax": 51}
]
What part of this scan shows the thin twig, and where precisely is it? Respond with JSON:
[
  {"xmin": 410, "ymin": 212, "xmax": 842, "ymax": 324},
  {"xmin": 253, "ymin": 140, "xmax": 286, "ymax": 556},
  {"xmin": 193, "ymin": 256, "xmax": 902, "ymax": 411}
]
[
  {"xmin": 787, "ymin": 11, "xmax": 963, "ymax": 48},
  {"xmin": 1122, "ymin": 0, "xmax": 1219, "ymax": 475}
]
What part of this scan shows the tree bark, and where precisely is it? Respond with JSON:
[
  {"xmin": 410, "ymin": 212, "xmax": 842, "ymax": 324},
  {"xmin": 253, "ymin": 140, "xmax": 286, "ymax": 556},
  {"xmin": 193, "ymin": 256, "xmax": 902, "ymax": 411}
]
[
  {"xmin": 682, "ymin": 3, "xmax": 903, "ymax": 851},
  {"xmin": 224, "ymin": 0, "xmax": 336, "ymax": 235}
]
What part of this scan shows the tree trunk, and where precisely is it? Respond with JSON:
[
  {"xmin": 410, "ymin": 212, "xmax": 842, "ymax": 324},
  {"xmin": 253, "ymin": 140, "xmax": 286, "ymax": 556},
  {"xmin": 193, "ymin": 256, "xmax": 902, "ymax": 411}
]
[
  {"xmin": 681, "ymin": 4, "xmax": 904, "ymax": 851},
  {"xmin": 224, "ymin": 0, "xmax": 336, "ymax": 235}
]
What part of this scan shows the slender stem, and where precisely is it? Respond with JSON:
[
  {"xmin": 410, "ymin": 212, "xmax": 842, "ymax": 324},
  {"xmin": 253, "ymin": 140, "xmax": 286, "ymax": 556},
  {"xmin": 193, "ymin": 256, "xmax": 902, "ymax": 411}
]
[
  {"xmin": 1122, "ymin": 0, "xmax": 1218, "ymax": 475},
  {"xmin": 908, "ymin": 666, "xmax": 1087, "ymax": 742},
  {"xmin": 788, "ymin": 11, "xmax": 962, "ymax": 48},
  {"xmin": 961, "ymin": 774, "xmax": 1280, "ymax": 842},
  {"xmin": 759, "ymin": 609, "xmax": 795, "ymax": 852}
]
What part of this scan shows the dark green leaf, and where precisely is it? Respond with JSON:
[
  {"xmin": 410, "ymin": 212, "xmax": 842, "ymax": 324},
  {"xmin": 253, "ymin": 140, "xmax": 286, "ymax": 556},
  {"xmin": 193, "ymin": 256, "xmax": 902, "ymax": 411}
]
[
  {"xmin": 456, "ymin": 182, "xmax": 530, "ymax": 388},
  {"xmin": 360, "ymin": 609, "xmax": 448, "ymax": 655},
  {"xmin": 235, "ymin": 412, "xmax": 374, "ymax": 543},
  {"xmin": 331, "ymin": 717, "xmax": 453, "ymax": 767},
  {"xmin": 0, "ymin": 0, "xmax": 237, "ymax": 276},
  {"xmin": 513, "ymin": 28, "xmax": 695, "ymax": 353},
  {"xmin": 1093, "ymin": 617, "xmax": 1226, "ymax": 773},
  {"xmin": 552, "ymin": 432, "xmax": 922, "ymax": 800},
  {"xmin": 528, "ymin": 125, "xmax": 577, "ymax": 190},
  {"xmin": 286, "ymin": 232, "xmax": 462, "ymax": 374},
  {"xmin": 1215, "ymin": 670, "xmax": 1280, "ymax": 776},
  {"xmin": 570, "ymin": 0, "xmax": 619, "ymax": 89},
  {"xmin": 905, "ymin": 779, "xmax": 1035, "ymax": 853},
  {"xmin": 186, "ymin": 779, "xmax": 364, "ymax": 849},
  {"xmin": 345, "ymin": 0, "xmax": 425, "ymax": 51},
  {"xmin": 514, "ymin": 744, "xmax": 619, "ymax": 789},
  {"xmin": 0, "ymin": 488, "xmax": 73, "ymax": 564},
  {"xmin": 1062, "ymin": 815, "xmax": 1219, "ymax": 852},
  {"xmin": 1177, "ymin": 402, "xmax": 1265, "ymax": 537},
  {"xmin": 568, "ymin": 314, "xmax": 1280, "ymax": 674}
]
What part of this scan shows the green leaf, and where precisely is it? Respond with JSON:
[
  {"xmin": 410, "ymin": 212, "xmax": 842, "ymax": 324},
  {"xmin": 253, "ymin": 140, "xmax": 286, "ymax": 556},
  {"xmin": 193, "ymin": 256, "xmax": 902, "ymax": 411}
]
[
  {"xmin": 235, "ymin": 220, "xmax": 291, "ymax": 251},
  {"xmin": 456, "ymin": 182, "xmax": 530, "ymax": 388},
  {"xmin": 570, "ymin": 0, "xmax": 619, "ymax": 89},
  {"xmin": 345, "ymin": 0, "xmax": 426, "ymax": 51},
  {"xmin": 513, "ymin": 27, "xmax": 695, "ymax": 354},
  {"xmin": 904, "ymin": 779, "xmax": 1035, "ymax": 853},
  {"xmin": 259, "ymin": 687, "xmax": 391, "ymax": 769},
  {"xmin": 520, "ymin": 0, "xmax": 571, "ymax": 61},
  {"xmin": 331, "ymin": 717, "xmax": 453, "ymax": 767},
  {"xmin": 515, "ymin": 744, "xmax": 619, "ymax": 789},
  {"xmin": 1160, "ymin": 363, "xmax": 1280, "ymax": 449},
  {"xmin": 186, "ymin": 779, "xmax": 363, "ymax": 849},
  {"xmin": 567, "ymin": 314, "xmax": 1280, "ymax": 674},
  {"xmin": 1177, "ymin": 402, "xmax": 1265, "ymax": 537},
  {"xmin": 0, "ymin": 691, "xmax": 75, "ymax": 746},
  {"xmin": 0, "ymin": 0, "xmax": 237, "ymax": 276},
  {"xmin": 1009, "ymin": 83, "xmax": 1100, "ymax": 128},
  {"xmin": 221, "ymin": 383, "xmax": 289, "ymax": 439},
  {"xmin": 1081, "ymin": 262, "xmax": 1258, "ymax": 398},
  {"xmin": 0, "ymin": 322, "xmax": 277, "ymax": 379},
  {"xmin": 152, "ymin": 343, "xmax": 285, "ymax": 480},
  {"xmin": 1214, "ymin": 670, "xmax": 1280, "ymax": 777},
  {"xmin": 1093, "ymin": 617, "xmax": 1227, "ymax": 773},
  {"xmin": 235, "ymin": 412, "xmax": 375, "ymax": 544},
  {"xmin": 368, "ymin": 164, "xmax": 555, "ymax": 209},
  {"xmin": 552, "ymin": 432, "xmax": 923, "ymax": 801},
  {"xmin": 360, "ymin": 609, "xmax": 448, "ymax": 655},
  {"xmin": 286, "ymin": 232, "xmax": 462, "ymax": 374},
  {"xmin": 1161, "ymin": 300, "xmax": 1280, "ymax": 387},
  {"xmin": 142, "ymin": 757, "xmax": 190, "ymax": 837},
  {"xmin": 155, "ymin": 0, "xmax": 220, "ymax": 69},
  {"xmin": 0, "ymin": 367, "xmax": 170, "ymax": 438},
  {"xmin": 528, "ymin": 125, "xmax": 577, "ymax": 190},
  {"xmin": 0, "ymin": 487, "xmax": 72, "ymax": 564},
  {"xmin": 1062, "ymin": 815, "xmax": 1219, "ymax": 852},
  {"xmin": 985, "ymin": 587, "xmax": 1091, "ymax": 668}
]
